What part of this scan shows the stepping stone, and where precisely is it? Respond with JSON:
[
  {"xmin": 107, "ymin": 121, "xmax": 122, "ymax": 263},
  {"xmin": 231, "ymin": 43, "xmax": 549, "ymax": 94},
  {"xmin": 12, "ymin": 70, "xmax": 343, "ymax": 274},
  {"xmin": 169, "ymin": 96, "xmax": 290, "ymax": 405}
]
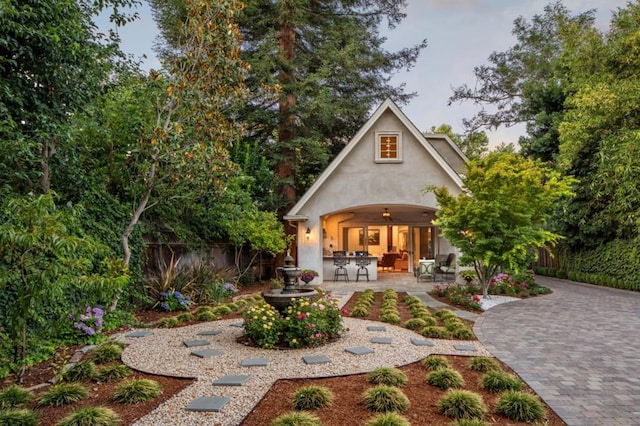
[
  {"xmin": 184, "ymin": 396, "xmax": 230, "ymax": 412},
  {"xmin": 454, "ymin": 344, "xmax": 477, "ymax": 352},
  {"xmin": 367, "ymin": 325, "xmax": 386, "ymax": 332},
  {"xmin": 241, "ymin": 357, "xmax": 269, "ymax": 367},
  {"xmin": 411, "ymin": 338, "xmax": 434, "ymax": 347},
  {"xmin": 191, "ymin": 349, "xmax": 224, "ymax": 358},
  {"xmin": 303, "ymin": 355, "xmax": 331, "ymax": 365},
  {"xmin": 183, "ymin": 340, "xmax": 209, "ymax": 348},
  {"xmin": 80, "ymin": 345, "xmax": 97, "ymax": 353},
  {"xmin": 229, "ymin": 322, "xmax": 244, "ymax": 328},
  {"xmin": 126, "ymin": 331, "xmax": 153, "ymax": 338},
  {"xmin": 345, "ymin": 346, "xmax": 375, "ymax": 355},
  {"xmin": 197, "ymin": 330, "xmax": 222, "ymax": 336},
  {"xmin": 213, "ymin": 375, "xmax": 252, "ymax": 386},
  {"xmin": 370, "ymin": 337, "xmax": 392, "ymax": 344}
]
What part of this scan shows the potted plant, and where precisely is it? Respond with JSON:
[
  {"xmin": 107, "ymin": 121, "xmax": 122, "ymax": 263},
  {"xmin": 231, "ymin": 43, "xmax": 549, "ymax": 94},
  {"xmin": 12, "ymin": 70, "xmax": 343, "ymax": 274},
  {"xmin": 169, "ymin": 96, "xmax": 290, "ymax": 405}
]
[
  {"xmin": 299, "ymin": 269, "xmax": 319, "ymax": 285},
  {"xmin": 460, "ymin": 269, "xmax": 476, "ymax": 284}
]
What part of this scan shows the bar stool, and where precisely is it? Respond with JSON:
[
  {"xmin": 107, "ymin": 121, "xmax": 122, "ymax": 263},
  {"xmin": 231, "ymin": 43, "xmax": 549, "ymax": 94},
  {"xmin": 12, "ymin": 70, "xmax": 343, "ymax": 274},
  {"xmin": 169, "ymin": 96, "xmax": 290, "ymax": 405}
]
[
  {"xmin": 332, "ymin": 251, "xmax": 349, "ymax": 281},
  {"xmin": 355, "ymin": 251, "xmax": 370, "ymax": 282}
]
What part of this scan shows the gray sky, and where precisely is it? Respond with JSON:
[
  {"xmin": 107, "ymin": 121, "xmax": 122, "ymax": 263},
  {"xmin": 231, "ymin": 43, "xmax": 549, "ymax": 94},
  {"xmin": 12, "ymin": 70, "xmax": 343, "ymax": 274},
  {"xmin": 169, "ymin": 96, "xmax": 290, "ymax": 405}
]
[{"xmin": 107, "ymin": 0, "xmax": 629, "ymax": 147}]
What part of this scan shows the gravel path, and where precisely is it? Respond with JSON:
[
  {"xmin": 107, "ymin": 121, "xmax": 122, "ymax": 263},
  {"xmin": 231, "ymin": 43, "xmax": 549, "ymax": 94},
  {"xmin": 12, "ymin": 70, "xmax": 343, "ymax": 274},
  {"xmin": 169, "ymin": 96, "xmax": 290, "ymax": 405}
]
[{"xmin": 118, "ymin": 317, "xmax": 490, "ymax": 426}]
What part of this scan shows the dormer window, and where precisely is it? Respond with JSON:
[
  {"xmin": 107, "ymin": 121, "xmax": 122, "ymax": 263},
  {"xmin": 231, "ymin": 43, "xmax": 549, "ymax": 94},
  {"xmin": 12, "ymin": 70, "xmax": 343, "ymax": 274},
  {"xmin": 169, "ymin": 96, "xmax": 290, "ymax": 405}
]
[{"xmin": 375, "ymin": 131, "xmax": 403, "ymax": 163}]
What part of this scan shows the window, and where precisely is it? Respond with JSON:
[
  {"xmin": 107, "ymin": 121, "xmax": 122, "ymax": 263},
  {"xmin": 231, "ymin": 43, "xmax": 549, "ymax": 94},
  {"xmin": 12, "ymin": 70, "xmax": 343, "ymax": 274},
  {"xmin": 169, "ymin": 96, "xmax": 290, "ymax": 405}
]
[{"xmin": 375, "ymin": 131, "xmax": 403, "ymax": 162}]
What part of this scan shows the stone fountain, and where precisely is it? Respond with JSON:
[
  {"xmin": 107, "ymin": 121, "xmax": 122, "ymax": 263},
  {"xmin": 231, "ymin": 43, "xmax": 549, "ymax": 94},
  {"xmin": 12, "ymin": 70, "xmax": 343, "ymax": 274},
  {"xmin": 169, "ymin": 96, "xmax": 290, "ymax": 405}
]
[{"xmin": 262, "ymin": 253, "xmax": 317, "ymax": 311}]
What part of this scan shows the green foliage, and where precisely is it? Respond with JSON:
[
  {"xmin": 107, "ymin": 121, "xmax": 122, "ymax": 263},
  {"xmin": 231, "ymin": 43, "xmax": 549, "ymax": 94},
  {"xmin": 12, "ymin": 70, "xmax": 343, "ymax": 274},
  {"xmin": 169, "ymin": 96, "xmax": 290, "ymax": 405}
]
[
  {"xmin": 0, "ymin": 385, "xmax": 31, "ymax": 408},
  {"xmin": 467, "ymin": 357, "xmax": 502, "ymax": 373},
  {"xmin": 157, "ymin": 317, "xmax": 181, "ymax": 328},
  {"xmin": 479, "ymin": 371, "xmax": 523, "ymax": 392},
  {"xmin": 95, "ymin": 365, "xmax": 131, "ymax": 383},
  {"xmin": 421, "ymin": 326, "xmax": 451, "ymax": 339},
  {"xmin": 429, "ymin": 151, "xmax": 574, "ymax": 297},
  {"xmin": 403, "ymin": 318, "xmax": 427, "ymax": 331},
  {"xmin": 176, "ymin": 312, "xmax": 195, "ymax": 322},
  {"xmin": 112, "ymin": 379, "xmax": 162, "ymax": 404},
  {"xmin": 364, "ymin": 412, "xmax": 411, "ymax": 426},
  {"xmin": 421, "ymin": 355, "xmax": 451, "ymax": 371},
  {"xmin": 449, "ymin": 419, "xmax": 489, "ymax": 426},
  {"xmin": 437, "ymin": 390, "xmax": 487, "ymax": 420},
  {"xmin": 243, "ymin": 295, "xmax": 345, "ymax": 349},
  {"xmin": 495, "ymin": 391, "xmax": 545, "ymax": 422},
  {"xmin": 0, "ymin": 408, "xmax": 38, "ymax": 426},
  {"xmin": 90, "ymin": 343, "xmax": 123, "ymax": 364},
  {"xmin": 56, "ymin": 406, "xmax": 120, "ymax": 426},
  {"xmin": 292, "ymin": 385, "xmax": 334, "ymax": 410},
  {"xmin": 63, "ymin": 362, "xmax": 96, "ymax": 382},
  {"xmin": 0, "ymin": 193, "xmax": 127, "ymax": 372},
  {"xmin": 270, "ymin": 411, "xmax": 322, "ymax": 426},
  {"xmin": 362, "ymin": 385, "xmax": 410, "ymax": 413},
  {"xmin": 196, "ymin": 308, "xmax": 220, "ymax": 322},
  {"xmin": 37, "ymin": 383, "xmax": 88, "ymax": 407},
  {"xmin": 426, "ymin": 369, "xmax": 465, "ymax": 390},
  {"xmin": 367, "ymin": 368, "xmax": 408, "ymax": 387}
]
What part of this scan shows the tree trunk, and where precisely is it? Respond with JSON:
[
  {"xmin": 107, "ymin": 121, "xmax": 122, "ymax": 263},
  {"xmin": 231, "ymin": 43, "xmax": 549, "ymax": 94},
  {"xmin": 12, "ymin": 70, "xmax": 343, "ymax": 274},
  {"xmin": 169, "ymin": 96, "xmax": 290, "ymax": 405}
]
[{"xmin": 39, "ymin": 139, "xmax": 54, "ymax": 193}]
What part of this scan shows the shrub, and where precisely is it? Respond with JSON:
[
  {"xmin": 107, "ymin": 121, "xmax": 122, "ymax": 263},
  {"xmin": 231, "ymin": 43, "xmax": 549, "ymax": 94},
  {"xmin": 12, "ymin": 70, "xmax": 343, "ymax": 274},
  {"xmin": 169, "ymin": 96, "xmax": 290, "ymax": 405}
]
[
  {"xmin": 95, "ymin": 365, "xmax": 131, "ymax": 383},
  {"xmin": 426, "ymin": 368, "xmax": 465, "ymax": 390},
  {"xmin": 0, "ymin": 408, "xmax": 38, "ymax": 426},
  {"xmin": 495, "ymin": 391, "xmax": 545, "ymax": 422},
  {"xmin": 434, "ymin": 309, "xmax": 456, "ymax": 320},
  {"xmin": 350, "ymin": 305, "xmax": 370, "ymax": 317},
  {"xmin": 479, "ymin": 371, "xmax": 523, "ymax": 392},
  {"xmin": 176, "ymin": 312, "xmax": 194, "ymax": 322},
  {"xmin": 158, "ymin": 289, "xmax": 191, "ymax": 312},
  {"xmin": 362, "ymin": 385, "xmax": 410, "ymax": 413},
  {"xmin": 37, "ymin": 383, "xmax": 88, "ymax": 407},
  {"xmin": 113, "ymin": 379, "xmax": 162, "ymax": 404},
  {"xmin": 449, "ymin": 419, "xmax": 489, "ymax": 426},
  {"xmin": 380, "ymin": 312, "xmax": 401, "ymax": 324},
  {"xmin": 0, "ymin": 385, "xmax": 31, "ymax": 408},
  {"xmin": 367, "ymin": 367, "xmax": 408, "ymax": 387},
  {"xmin": 451, "ymin": 327, "xmax": 475, "ymax": 340},
  {"xmin": 270, "ymin": 411, "xmax": 322, "ymax": 426},
  {"xmin": 437, "ymin": 390, "xmax": 487, "ymax": 419},
  {"xmin": 403, "ymin": 318, "xmax": 426, "ymax": 331},
  {"xmin": 467, "ymin": 357, "xmax": 501, "ymax": 373},
  {"xmin": 421, "ymin": 355, "xmax": 450, "ymax": 371},
  {"xmin": 196, "ymin": 309, "xmax": 220, "ymax": 321},
  {"xmin": 241, "ymin": 302, "xmax": 282, "ymax": 349},
  {"xmin": 364, "ymin": 412, "xmax": 410, "ymax": 426},
  {"xmin": 417, "ymin": 315, "xmax": 437, "ymax": 327},
  {"xmin": 157, "ymin": 317, "xmax": 181, "ymax": 328},
  {"xmin": 212, "ymin": 305, "xmax": 233, "ymax": 316},
  {"xmin": 57, "ymin": 406, "xmax": 120, "ymax": 426},
  {"xmin": 90, "ymin": 343, "xmax": 123, "ymax": 364},
  {"xmin": 421, "ymin": 326, "xmax": 450, "ymax": 339},
  {"xmin": 62, "ymin": 361, "xmax": 96, "ymax": 382},
  {"xmin": 292, "ymin": 385, "xmax": 333, "ymax": 410}
]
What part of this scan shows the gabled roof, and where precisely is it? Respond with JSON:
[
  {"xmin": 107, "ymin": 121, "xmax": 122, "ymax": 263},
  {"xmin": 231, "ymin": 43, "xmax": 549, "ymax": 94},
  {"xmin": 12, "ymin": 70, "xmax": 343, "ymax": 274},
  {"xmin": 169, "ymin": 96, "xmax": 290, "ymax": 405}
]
[{"xmin": 284, "ymin": 98, "xmax": 466, "ymax": 220}]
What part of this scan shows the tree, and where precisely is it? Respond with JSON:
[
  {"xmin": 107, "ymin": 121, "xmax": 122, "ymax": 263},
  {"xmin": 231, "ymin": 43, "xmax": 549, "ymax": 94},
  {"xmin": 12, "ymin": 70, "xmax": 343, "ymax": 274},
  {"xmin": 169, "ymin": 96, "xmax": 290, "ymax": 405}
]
[
  {"xmin": 0, "ymin": 0, "xmax": 138, "ymax": 195},
  {"xmin": 150, "ymin": 0, "xmax": 427, "ymax": 213},
  {"xmin": 556, "ymin": 1, "xmax": 640, "ymax": 247},
  {"xmin": 428, "ymin": 152, "xmax": 574, "ymax": 297},
  {"xmin": 427, "ymin": 124, "xmax": 489, "ymax": 159},
  {"xmin": 0, "ymin": 193, "xmax": 127, "ymax": 380},
  {"xmin": 449, "ymin": 2, "xmax": 596, "ymax": 164}
]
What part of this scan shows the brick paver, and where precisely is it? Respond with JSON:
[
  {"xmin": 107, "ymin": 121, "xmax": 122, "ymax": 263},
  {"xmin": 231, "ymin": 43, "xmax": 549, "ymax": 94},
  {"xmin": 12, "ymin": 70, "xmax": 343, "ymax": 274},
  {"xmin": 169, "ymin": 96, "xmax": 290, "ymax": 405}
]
[{"xmin": 474, "ymin": 277, "xmax": 640, "ymax": 426}]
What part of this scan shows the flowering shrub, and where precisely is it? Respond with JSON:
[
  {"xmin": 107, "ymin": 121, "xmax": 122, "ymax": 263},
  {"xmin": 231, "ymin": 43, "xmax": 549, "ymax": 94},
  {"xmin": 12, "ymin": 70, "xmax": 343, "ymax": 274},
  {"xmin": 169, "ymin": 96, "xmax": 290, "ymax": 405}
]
[
  {"xmin": 430, "ymin": 284, "xmax": 482, "ymax": 312},
  {"xmin": 159, "ymin": 290, "xmax": 192, "ymax": 311},
  {"xmin": 299, "ymin": 269, "xmax": 318, "ymax": 283},
  {"xmin": 68, "ymin": 306, "xmax": 104, "ymax": 342},
  {"xmin": 242, "ymin": 293, "xmax": 345, "ymax": 349},
  {"xmin": 488, "ymin": 273, "xmax": 528, "ymax": 295},
  {"xmin": 208, "ymin": 281, "xmax": 238, "ymax": 303}
]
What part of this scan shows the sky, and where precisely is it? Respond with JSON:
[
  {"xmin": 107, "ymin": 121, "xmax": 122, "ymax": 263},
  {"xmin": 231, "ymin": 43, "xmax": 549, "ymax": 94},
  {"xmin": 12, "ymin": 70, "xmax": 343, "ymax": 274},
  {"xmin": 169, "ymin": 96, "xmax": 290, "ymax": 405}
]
[{"xmin": 105, "ymin": 0, "xmax": 630, "ymax": 148}]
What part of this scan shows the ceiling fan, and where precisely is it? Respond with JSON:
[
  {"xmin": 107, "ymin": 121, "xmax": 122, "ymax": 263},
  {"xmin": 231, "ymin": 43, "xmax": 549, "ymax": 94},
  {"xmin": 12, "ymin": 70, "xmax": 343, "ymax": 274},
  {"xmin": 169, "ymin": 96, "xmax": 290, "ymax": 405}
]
[{"xmin": 382, "ymin": 208, "xmax": 394, "ymax": 221}]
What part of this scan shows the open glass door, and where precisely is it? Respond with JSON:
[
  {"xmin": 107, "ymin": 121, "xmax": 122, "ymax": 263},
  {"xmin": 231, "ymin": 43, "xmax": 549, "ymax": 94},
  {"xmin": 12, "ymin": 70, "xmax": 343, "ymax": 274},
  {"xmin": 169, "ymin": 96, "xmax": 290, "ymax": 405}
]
[{"xmin": 411, "ymin": 226, "xmax": 435, "ymax": 270}]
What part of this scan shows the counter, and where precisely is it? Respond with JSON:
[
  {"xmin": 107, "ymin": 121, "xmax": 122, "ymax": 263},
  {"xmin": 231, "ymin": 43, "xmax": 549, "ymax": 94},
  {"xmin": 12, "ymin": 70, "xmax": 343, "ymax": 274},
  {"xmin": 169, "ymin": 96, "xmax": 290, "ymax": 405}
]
[{"xmin": 322, "ymin": 256, "xmax": 378, "ymax": 281}]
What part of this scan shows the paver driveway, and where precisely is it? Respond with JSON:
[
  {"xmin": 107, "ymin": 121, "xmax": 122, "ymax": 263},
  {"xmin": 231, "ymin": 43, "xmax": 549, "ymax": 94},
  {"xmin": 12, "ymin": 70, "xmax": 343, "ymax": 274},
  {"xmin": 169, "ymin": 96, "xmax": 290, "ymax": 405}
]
[{"xmin": 474, "ymin": 276, "xmax": 640, "ymax": 426}]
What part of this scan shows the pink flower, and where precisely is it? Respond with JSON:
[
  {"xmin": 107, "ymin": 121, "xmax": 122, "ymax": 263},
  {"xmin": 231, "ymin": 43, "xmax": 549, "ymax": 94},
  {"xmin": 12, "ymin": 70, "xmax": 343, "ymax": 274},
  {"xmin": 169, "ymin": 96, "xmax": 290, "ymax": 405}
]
[{"xmin": 318, "ymin": 304, "xmax": 325, "ymax": 310}]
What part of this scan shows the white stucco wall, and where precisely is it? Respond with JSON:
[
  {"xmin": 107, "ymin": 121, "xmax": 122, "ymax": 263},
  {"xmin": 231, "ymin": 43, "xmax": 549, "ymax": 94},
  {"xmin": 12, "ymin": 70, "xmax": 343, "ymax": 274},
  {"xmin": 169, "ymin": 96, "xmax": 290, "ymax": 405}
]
[{"xmin": 291, "ymin": 106, "xmax": 465, "ymax": 283}]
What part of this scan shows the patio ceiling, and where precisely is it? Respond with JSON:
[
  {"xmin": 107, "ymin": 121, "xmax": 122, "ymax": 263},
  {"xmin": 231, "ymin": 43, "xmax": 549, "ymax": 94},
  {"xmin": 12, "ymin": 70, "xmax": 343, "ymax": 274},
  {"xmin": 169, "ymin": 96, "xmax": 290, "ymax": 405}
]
[{"xmin": 325, "ymin": 205, "xmax": 437, "ymax": 226}]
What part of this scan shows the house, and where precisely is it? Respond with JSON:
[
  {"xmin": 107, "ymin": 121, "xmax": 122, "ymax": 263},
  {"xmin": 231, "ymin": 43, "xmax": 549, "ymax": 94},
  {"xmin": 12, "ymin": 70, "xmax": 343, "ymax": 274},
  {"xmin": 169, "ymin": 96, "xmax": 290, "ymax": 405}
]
[{"xmin": 284, "ymin": 99, "xmax": 467, "ymax": 283}]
